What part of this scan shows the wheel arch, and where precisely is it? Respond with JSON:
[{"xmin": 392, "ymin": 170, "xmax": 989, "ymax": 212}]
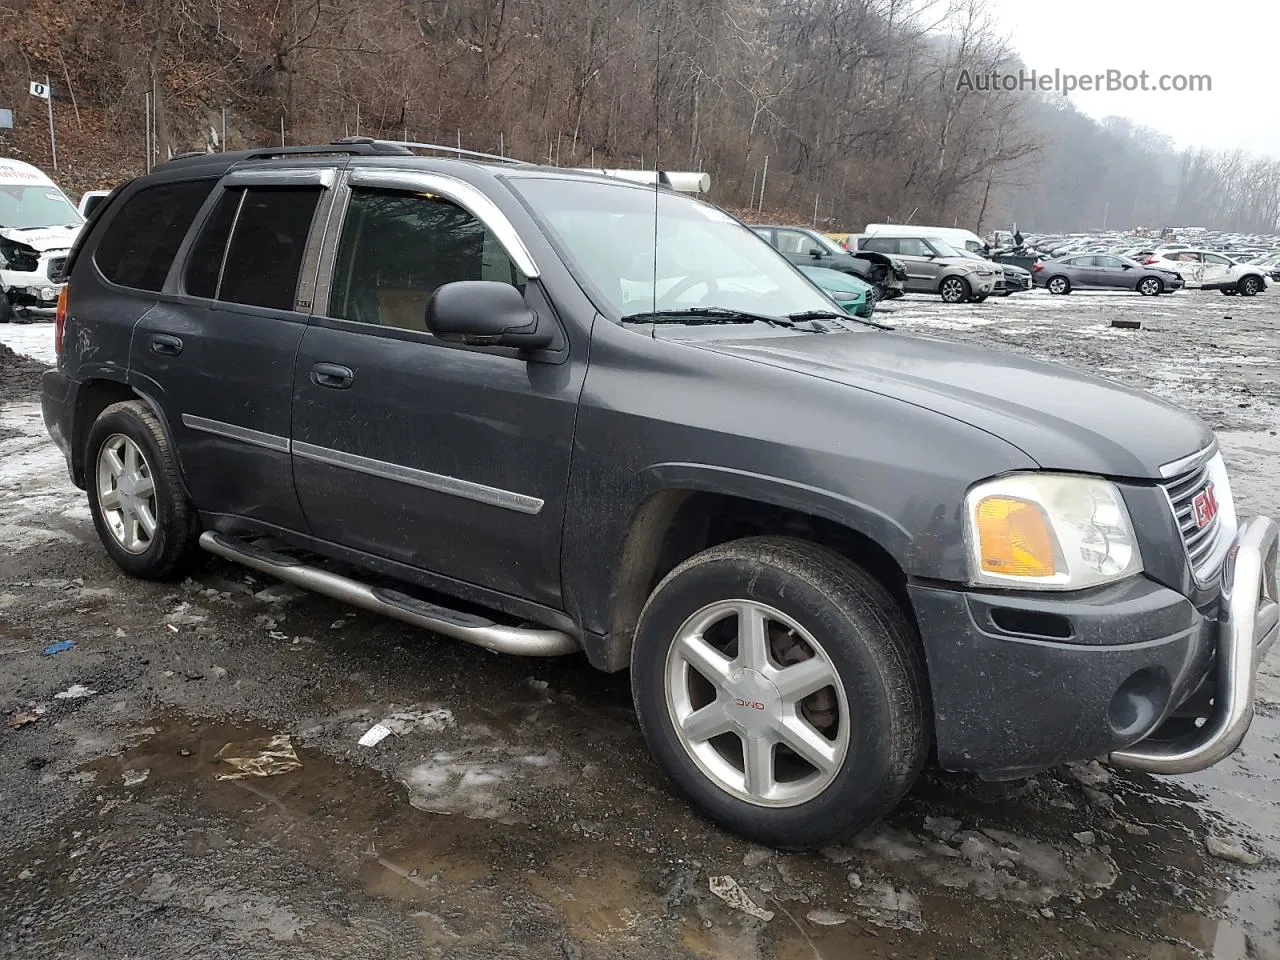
[
  {"xmin": 593, "ymin": 466, "xmax": 916, "ymax": 674},
  {"xmin": 72, "ymin": 377, "xmax": 188, "ymax": 495}
]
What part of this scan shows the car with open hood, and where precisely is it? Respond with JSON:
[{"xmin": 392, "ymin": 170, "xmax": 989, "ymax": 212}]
[
  {"xmin": 41, "ymin": 139, "xmax": 1278, "ymax": 851},
  {"xmin": 0, "ymin": 158, "xmax": 83, "ymax": 322},
  {"xmin": 751, "ymin": 224, "xmax": 907, "ymax": 301},
  {"xmin": 854, "ymin": 233, "xmax": 999, "ymax": 303}
]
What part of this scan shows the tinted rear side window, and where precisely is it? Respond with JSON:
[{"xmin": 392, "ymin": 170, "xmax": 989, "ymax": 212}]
[
  {"xmin": 217, "ymin": 187, "xmax": 320, "ymax": 311},
  {"xmin": 94, "ymin": 179, "xmax": 216, "ymax": 291},
  {"xmin": 184, "ymin": 188, "xmax": 242, "ymax": 299}
]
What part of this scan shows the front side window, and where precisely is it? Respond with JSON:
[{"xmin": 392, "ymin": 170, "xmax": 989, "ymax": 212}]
[
  {"xmin": 774, "ymin": 230, "xmax": 814, "ymax": 256},
  {"xmin": 897, "ymin": 238, "xmax": 933, "ymax": 257},
  {"xmin": 95, "ymin": 179, "xmax": 217, "ymax": 291},
  {"xmin": 328, "ymin": 188, "xmax": 525, "ymax": 332},
  {"xmin": 1203, "ymin": 253, "xmax": 1230, "ymax": 265}
]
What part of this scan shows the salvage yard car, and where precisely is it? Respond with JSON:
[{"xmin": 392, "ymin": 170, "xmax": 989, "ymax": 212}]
[
  {"xmin": 796, "ymin": 264, "xmax": 878, "ymax": 319},
  {"xmin": 43, "ymin": 140, "xmax": 1279, "ymax": 850},
  {"xmin": 751, "ymin": 224, "xmax": 907, "ymax": 301},
  {"xmin": 0, "ymin": 158, "xmax": 83, "ymax": 323},
  {"xmin": 855, "ymin": 233, "xmax": 999, "ymax": 303},
  {"xmin": 1142, "ymin": 249, "xmax": 1270, "ymax": 296},
  {"xmin": 1035, "ymin": 254, "xmax": 1184, "ymax": 296}
]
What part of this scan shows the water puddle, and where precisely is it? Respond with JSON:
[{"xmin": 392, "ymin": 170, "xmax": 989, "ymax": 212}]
[{"xmin": 1, "ymin": 712, "xmax": 1268, "ymax": 958}]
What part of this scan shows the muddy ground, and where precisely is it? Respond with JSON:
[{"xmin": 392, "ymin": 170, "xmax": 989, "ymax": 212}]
[{"xmin": 1, "ymin": 288, "xmax": 1277, "ymax": 959}]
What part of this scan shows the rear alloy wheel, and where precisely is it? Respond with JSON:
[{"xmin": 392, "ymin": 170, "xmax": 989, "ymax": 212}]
[
  {"xmin": 631, "ymin": 536, "xmax": 929, "ymax": 850},
  {"xmin": 1047, "ymin": 276, "xmax": 1071, "ymax": 295},
  {"xmin": 1238, "ymin": 275, "xmax": 1262, "ymax": 296},
  {"xmin": 939, "ymin": 276, "xmax": 970, "ymax": 304},
  {"xmin": 1138, "ymin": 277, "xmax": 1162, "ymax": 296},
  {"xmin": 86, "ymin": 400, "xmax": 202, "ymax": 579}
]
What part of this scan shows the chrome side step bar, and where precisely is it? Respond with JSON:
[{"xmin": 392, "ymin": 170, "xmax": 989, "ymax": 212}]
[
  {"xmin": 1110, "ymin": 515, "xmax": 1279, "ymax": 775},
  {"xmin": 198, "ymin": 532, "xmax": 580, "ymax": 657}
]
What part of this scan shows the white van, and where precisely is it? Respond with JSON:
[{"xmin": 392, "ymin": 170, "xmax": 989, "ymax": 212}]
[
  {"xmin": 862, "ymin": 223, "xmax": 987, "ymax": 254},
  {"xmin": 0, "ymin": 158, "xmax": 83, "ymax": 322}
]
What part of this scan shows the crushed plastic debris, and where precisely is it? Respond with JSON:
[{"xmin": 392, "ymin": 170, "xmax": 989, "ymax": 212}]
[
  {"xmin": 53, "ymin": 684, "xmax": 96, "ymax": 700},
  {"xmin": 853, "ymin": 882, "xmax": 924, "ymax": 932},
  {"xmin": 806, "ymin": 909, "xmax": 849, "ymax": 927},
  {"xmin": 708, "ymin": 875, "xmax": 773, "ymax": 921},
  {"xmin": 358, "ymin": 723, "xmax": 394, "ymax": 747},
  {"xmin": 123, "ymin": 768, "xmax": 150, "ymax": 786},
  {"xmin": 8, "ymin": 711, "xmax": 39, "ymax": 729},
  {"xmin": 42, "ymin": 640, "xmax": 74, "ymax": 656},
  {"xmin": 214, "ymin": 734, "xmax": 303, "ymax": 780}
]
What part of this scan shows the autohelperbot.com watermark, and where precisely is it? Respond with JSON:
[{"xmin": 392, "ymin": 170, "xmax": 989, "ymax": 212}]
[{"xmin": 955, "ymin": 68, "xmax": 1212, "ymax": 95}]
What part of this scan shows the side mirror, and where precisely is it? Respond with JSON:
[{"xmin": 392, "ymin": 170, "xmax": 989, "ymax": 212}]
[
  {"xmin": 809, "ymin": 248, "xmax": 824, "ymax": 258},
  {"xmin": 426, "ymin": 281, "xmax": 552, "ymax": 350},
  {"xmin": 1122, "ymin": 262, "xmax": 1133, "ymax": 269}
]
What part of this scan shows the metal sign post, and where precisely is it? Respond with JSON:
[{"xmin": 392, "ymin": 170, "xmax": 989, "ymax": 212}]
[{"xmin": 29, "ymin": 78, "xmax": 57, "ymax": 170}]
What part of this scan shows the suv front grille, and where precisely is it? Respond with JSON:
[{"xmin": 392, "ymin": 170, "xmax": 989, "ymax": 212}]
[
  {"xmin": 47, "ymin": 257, "xmax": 68, "ymax": 283},
  {"xmin": 1161, "ymin": 456, "xmax": 1224, "ymax": 579}
]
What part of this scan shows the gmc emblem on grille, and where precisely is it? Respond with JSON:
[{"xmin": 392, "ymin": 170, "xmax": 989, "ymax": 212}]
[{"xmin": 1193, "ymin": 483, "xmax": 1219, "ymax": 529}]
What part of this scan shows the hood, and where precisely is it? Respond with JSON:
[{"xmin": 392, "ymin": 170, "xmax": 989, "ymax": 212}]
[
  {"xmin": 687, "ymin": 331, "xmax": 1211, "ymax": 478},
  {"xmin": 0, "ymin": 224, "xmax": 80, "ymax": 253}
]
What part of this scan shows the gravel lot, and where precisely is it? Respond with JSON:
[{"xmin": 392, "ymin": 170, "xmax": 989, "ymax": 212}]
[{"xmin": 1, "ymin": 287, "xmax": 1278, "ymax": 959}]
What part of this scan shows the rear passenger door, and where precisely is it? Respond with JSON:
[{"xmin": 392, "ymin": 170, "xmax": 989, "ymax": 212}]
[
  {"xmin": 290, "ymin": 170, "xmax": 580, "ymax": 607},
  {"xmin": 129, "ymin": 167, "xmax": 334, "ymax": 531}
]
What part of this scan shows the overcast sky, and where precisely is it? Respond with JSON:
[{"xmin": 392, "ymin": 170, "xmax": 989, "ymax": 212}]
[{"xmin": 981, "ymin": 0, "xmax": 1280, "ymax": 158}]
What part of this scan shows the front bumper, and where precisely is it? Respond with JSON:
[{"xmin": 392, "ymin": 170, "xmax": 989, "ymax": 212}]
[
  {"xmin": 1110, "ymin": 515, "xmax": 1278, "ymax": 773},
  {"xmin": 908, "ymin": 516, "xmax": 1277, "ymax": 775}
]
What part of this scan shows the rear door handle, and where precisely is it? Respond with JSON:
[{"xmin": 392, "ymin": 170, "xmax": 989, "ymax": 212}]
[
  {"xmin": 311, "ymin": 362, "xmax": 354, "ymax": 389},
  {"xmin": 150, "ymin": 334, "xmax": 183, "ymax": 356}
]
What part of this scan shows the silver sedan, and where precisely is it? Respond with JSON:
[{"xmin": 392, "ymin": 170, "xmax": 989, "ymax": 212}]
[{"xmin": 1034, "ymin": 254, "xmax": 1184, "ymax": 296}]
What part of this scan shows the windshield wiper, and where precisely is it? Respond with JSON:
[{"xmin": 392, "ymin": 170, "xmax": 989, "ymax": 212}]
[
  {"xmin": 786, "ymin": 309, "xmax": 893, "ymax": 331},
  {"xmin": 621, "ymin": 306, "xmax": 798, "ymax": 328}
]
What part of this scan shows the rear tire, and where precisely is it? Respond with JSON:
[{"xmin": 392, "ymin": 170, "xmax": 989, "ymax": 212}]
[
  {"xmin": 0, "ymin": 293, "xmax": 11, "ymax": 324},
  {"xmin": 1222, "ymin": 289, "xmax": 1237, "ymax": 296},
  {"xmin": 85, "ymin": 400, "xmax": 202, "ymax": 580},
  {"xmin": 631, "ymin": 536, "xmax": 929, "ymax": 850}
]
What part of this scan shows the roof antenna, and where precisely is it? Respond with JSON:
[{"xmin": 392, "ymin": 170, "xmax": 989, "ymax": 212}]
[{"xmin": 650, "ymin": 1, "xmax": 661, "ymax": 340}]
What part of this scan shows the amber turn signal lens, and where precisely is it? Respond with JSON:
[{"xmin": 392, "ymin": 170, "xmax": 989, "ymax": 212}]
[{"xmin": 974, "ymin": 495, "xmax": 1058, "ymax": 577}]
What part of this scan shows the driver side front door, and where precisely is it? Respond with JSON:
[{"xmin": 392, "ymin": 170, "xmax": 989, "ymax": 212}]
[{"xmin": 290, "ymin": 172, "xmax": 584, "ymax": 607}]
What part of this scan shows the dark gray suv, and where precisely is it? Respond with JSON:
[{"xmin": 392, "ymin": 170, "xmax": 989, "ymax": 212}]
[{"xmin": 42, "ymin": 140, "xmax": 1279, "ymax": 850}]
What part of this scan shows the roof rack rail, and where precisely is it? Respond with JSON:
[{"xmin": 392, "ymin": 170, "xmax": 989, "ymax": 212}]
[
  {"xmin": 238, "ymin": 140, "xmax": 414, "ymax": 161},
  {"xmin": 334, "ymin": 137, "xmax": 529, "ymax": 165}
]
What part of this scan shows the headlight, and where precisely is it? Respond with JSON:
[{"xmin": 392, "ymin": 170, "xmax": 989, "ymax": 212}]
[
  {"xmin": 964, "ymin": 473, "xmax": 1143, "ymax": 589},
  {"xmin": 39, "ymin": 286, "xmax": 57, "ymax": 301}
]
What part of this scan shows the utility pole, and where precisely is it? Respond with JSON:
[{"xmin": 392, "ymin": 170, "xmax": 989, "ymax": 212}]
[{"xmin": 757, "ymin": 155, "xmax": 769, "ymax": 214}]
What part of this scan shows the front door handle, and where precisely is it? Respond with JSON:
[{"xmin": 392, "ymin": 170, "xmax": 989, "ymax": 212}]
[
  {"xmin": 311, "ymin": 362, "xmax": 354, "ymax": 389},
  {"xmin": 151, "ymin": 334, "xmax": 183, "ymax": 356}
]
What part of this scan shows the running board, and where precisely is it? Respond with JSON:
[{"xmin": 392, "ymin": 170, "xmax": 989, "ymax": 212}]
[{"xmin": 198, "ymin": 532, "xmax": 580, "ymax": 657}]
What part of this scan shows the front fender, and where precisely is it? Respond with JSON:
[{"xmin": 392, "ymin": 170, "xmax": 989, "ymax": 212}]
[{"xmin": 640, "ymin": 461, "xmax": 912, "ymax": 565}]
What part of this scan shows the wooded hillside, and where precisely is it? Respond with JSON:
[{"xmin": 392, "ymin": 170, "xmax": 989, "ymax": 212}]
[{"xmin": 1, "ymin": 0, "xmax": 1276, "ymax": 233}]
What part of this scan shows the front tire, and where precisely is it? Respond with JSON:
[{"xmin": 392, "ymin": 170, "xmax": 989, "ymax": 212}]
[
  {"xmin": 631, "ymin": 536, "xmax": 929, "ymax": 850},
  {"xmin": 85, "ymin": 400, "xmax": 202, "ymax": 579},
  {"xmin": 1238, "ymin": 275, "xmax": 1262, "ymax": 296},
  {"xmin": 1047, "ymin": 276, "xmax": 1071, "ymax": 295},
  {"xmin": 939, "ymin": 276, "xmax": 970, "ymax": 304},
  {"xmin": 1138, "ymin": 277, "xmax": 1162, "ymax": 296}
]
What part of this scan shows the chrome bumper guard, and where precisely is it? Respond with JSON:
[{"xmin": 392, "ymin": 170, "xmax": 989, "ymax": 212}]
[{"xmin": 1110, "ymin": 516, "xmax": 1279, "ymax": 774}]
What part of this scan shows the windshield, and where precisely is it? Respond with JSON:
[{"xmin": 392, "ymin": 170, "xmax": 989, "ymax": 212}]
[
  {"xmin": 511, "ymin": 177, "xmax": 835, "ymax": 318},
  {"xmin": 0, "ymin": 183, "xmax": 82, "ymax": 230}
]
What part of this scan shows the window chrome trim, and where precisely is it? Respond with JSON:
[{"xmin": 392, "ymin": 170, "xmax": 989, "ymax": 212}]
[
  {"xmin": 224, "ymin": 168, "xmax": 336, "ymax": 188},
  {"xmin": 1158, "ymin": 441, "xmax": 1217, "ymax": 479},
  {"xmin": 181, "ymin": 414, "xmax": 290, "ymax": 453},
  {"xmin": 345, "ymin": 168, "xmax": 540, "ymax": 279},
  {"xmin": 292, "ymin": 441, "xmax": 544, "ymax": 515}
]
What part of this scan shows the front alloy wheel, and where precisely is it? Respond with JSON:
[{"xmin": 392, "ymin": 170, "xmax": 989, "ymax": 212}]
[
  {"xmin": 665, "ymin": 599, "xmax": 850, "ymax": 807},
  {"xmin": 1138, "ymin": 277, "xmax": 1162, "ymax": 296},
  {"xmin": 631, "ymin": 536, "xmax": 929, "ymax": 849},
  {"xmin": 1239, "ymin": 276, "xmax": 1261, "ymax": 296},
  {"xmin": 940, "ymin": 276, "xmax": 970, "ymax": 303}
]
